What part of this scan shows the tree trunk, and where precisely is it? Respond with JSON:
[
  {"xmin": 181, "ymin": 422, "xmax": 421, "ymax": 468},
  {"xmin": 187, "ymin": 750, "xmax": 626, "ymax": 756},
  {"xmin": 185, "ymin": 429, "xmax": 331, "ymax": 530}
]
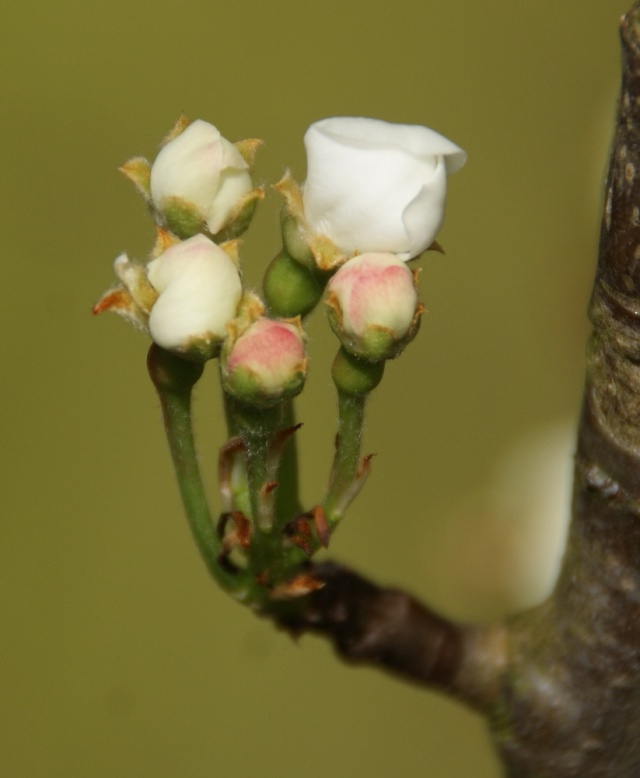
[{"xmin": 276, "ymin": 5, "xmax": 640, "ymax": 775}]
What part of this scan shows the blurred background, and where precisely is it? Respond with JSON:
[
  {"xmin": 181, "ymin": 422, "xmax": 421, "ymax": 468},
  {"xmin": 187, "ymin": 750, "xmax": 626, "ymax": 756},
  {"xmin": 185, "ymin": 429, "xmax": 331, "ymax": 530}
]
[{"xmin": 1, "ymin": 0, "xmax": 632, "ymax": 775}]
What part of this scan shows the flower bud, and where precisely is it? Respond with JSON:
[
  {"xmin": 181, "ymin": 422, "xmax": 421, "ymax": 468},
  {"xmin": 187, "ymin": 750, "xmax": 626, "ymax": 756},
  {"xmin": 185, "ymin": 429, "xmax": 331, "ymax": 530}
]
[
  {"xmin": 303, "ymin": 117, "xmax": 466, "ymax": 260},
  {"xmin": 150, "ymin": 119, "xmax": 257, "ymax": 239},
  {"xmin": 326, "ymin": 252, "xmax": 421, "ymax": 362},
  {"xmin": 147, "ymin": 234, "xmax": 242, "ymax": 359},
  {"xmin": 263, "ymin": 249, "xmax": 328, "ymax": 318},
  {"xmin": 222, "ymin": 317, "xmax": 307, "ymax": 407}
]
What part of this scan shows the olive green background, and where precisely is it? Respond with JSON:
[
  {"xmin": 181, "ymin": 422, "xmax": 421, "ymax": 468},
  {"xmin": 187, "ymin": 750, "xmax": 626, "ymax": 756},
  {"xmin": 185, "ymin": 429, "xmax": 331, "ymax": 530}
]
[{"xmin": 1, "ymin": 1, "xmax": 631, "ymax": 776}]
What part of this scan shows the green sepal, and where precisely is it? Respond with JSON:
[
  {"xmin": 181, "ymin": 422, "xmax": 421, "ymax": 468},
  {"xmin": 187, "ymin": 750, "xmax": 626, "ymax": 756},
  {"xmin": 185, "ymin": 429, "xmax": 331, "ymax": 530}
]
[
  {"xmin": 119, "ymin": 157, "xmax": 152, "ymax": 200},
  {"xmin": 281, "ymin": 210, "xmax": 316, "ymax": 268},
  {"xmin": 157, "ymin": 196, "xmax": 205, "ymax": 240},
  {"xmin": 224, "ymin": 365, "xmax": 305, "ymax": 409},
  {"xmin": 214, "ymin": 188, "xmax": 264, "ymax": 242},
  {"xmin": 176, "ymin": 337, "xmax": 222, "ymax": 363},
  {"xmin": 327, "ymin": 300, "xmax": 422, "ymax": 363}
]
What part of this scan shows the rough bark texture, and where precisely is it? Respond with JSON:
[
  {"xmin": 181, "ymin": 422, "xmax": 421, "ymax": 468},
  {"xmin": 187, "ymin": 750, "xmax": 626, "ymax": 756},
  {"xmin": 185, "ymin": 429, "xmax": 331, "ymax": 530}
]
[
  {"xmin": 490, "ymin": 7, "xmax": 640, "ymax": 775},
  {"xmin": 278, "ymin": 562, "xmax": 505, "ymax": 711},
  {"xmin": 275, "ymin": 6, "xmax": 640, "ymax": 776}
]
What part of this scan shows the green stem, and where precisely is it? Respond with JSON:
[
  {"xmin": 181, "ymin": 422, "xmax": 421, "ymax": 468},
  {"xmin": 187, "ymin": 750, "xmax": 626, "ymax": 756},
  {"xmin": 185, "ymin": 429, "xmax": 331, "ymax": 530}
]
[
  {"xmin": 323, "ymin": 390, "xmax": 366, "ymax": 524},
  {"xmin": 222, "ymin": 393, "xmax": 307, "ymax": 590},
  {"xmin": 321, "ymin": 348, "xmax": 383, "ymax": 527},
  {"xmin": 223, "ymin": 398, "xmax": 279, "ymax": 529},
  {"xmin": 222, "ymin": 392, "xmax": 302, "ymax": 532},
  {"xmin": 222, "ymin": 384, "xmax": 252, "ymax": 518},
  {"xmin": 273, "ymin": 399, "xmax": 304, "ymax": 522},
  {"xmin": 222, "ymin": 382, "xmax": 241, "ymax": 438},
  {"xmin": 147, "ymin": 346, "xmax": 238, "ymax": 593},
  {"xmin": 246, "ymin": 429, "xmax": 273, "ymax": 533}
]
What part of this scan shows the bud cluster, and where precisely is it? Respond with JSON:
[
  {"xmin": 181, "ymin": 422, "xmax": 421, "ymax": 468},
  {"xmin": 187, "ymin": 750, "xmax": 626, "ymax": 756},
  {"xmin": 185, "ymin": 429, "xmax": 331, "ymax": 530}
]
[
  {"xmin": 94, "ymin": 117, "xmax": 305, "ymax": 403},
  {"xmin": 274, "ymin": 116, "xmax": 465, "ymax": 369},
  {"xmin": 95, "ymin": 113, "xmax": 465, "ymax": 601}
]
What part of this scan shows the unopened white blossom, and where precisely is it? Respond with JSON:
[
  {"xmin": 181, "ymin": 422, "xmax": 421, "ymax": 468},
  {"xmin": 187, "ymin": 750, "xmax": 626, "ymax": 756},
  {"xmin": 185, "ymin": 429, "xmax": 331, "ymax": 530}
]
[
  {"xmin": 147, "ymin": 234, "xmax": 242, "ymax": 355},
  {"xmin": 303, "ymin": 117, "xmax": 466, "ymax": 260},
  {"xmin": 150, "ymin": 119, "xmax": 253, "ymax": 235}
]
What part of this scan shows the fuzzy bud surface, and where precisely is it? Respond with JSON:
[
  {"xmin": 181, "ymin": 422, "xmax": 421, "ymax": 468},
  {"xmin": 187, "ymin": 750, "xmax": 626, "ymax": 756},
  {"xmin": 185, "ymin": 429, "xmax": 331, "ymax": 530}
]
[
  {"xmin": 147, "ymin": 234, "xmax": 242, "ymax": 357},
  {"xmin": 150, "ymin": 119, "xmax": 253, "ymax": 236},
  {"xmin": 223, "ymin": 318, "xmax": 307, "ymax": 406},
  {"xmin": 327, "ymin": 252, "xmax": 420, "ymax": 361}
]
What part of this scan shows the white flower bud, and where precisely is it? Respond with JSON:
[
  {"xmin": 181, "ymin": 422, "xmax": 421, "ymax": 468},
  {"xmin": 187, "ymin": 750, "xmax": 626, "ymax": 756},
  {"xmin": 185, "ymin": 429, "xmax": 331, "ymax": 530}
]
[
  {"xmin": 303, "ymin": 117, "xmax": 466, "ymax": 260},
  {"xmin": 326, "ymin": 252, "xmax": 421, "ymax": 361},
  {"xmin": 222, "ymin": 318, "xmax": 307, "ymax": 407},
  {"xmin": 150, "ymin": 119, "xmax": 253, "ymax": 235},
  {"xmin": 147, "ymin": 234, "xmax": 242, "ymax": 357}
]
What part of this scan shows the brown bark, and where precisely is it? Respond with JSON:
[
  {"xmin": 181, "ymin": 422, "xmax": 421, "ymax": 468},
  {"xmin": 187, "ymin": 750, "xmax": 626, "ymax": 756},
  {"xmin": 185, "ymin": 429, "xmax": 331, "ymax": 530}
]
[
  {"xmin": 491, "ymin": 6, "xmax": 640, "ymax": 774},
  {"xmin": 278, "ymin": 562, "xmax": 505, "ymax": 712},
  {"xmin": 274, "ymin": 5, "xmax": 640, "ymax": 776}
]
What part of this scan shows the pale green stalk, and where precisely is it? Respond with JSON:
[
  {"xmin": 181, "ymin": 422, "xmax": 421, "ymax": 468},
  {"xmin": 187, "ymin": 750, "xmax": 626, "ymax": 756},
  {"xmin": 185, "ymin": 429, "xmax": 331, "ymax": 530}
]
[
  {"xmin": 323, "ymin": 391, "xmax": 366, "ymax": 524},
  {"xmin": 148, "ymin": 345, "xmax": 239, "ymax": 593}
]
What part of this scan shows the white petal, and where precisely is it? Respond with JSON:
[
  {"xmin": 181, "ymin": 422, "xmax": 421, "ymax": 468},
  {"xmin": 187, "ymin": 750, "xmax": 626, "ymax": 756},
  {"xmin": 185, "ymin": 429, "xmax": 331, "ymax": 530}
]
[
  {"xmin": 218, "ymin": 136, "xmax": 250, "ymax": 170},
  {"xmin": 150, "ymin": 120, "xmax": 225, "ymax": 215},
  {"xmin": 401, "ymin": 156, "xmax": 448, "ymax": 258},
  {"xmin": 303, "ymin": 117, "xmax": 465, "ymax": 257},
  {"xmin": 305, "ymin": 140, "xmax": 426, "ymax": 254},
  {"xmin": 307, "ymin": 117, "xmax": 466, "ymax": 172},
  {"xmin": 205, "ymin": 167, "xmax": 253, "ymax": 233},
  {"xmin": 147, "ymin": 234, "xmax": 242, "ymax": 351}
]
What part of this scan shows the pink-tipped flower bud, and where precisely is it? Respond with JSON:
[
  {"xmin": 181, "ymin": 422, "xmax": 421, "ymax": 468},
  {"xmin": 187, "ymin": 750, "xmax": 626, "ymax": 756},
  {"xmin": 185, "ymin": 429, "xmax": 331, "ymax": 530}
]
[
  {"xmin": 147, "ymin": 234, "xmax": 242, "ymax": 359},
  {"xmin": 150, "ymin": 119, "xmax": 254, "ymax": 238},
  {"xmin": 222, "ymin": 317, "xmax": 307, "ymax": 407},
  {"xmin": 326, "ymin": 252, "xmax": 421, "ymax": 362}
]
